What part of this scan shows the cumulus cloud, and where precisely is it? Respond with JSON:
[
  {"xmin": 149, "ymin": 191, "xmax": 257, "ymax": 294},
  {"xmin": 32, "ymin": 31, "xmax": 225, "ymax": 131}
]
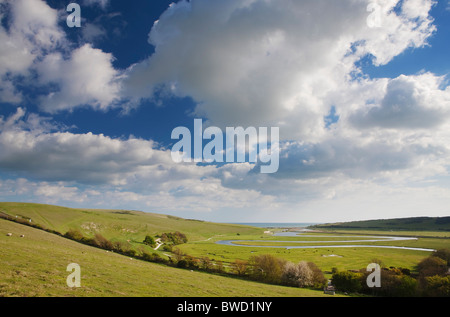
[
  {"xmin": 0, "ymin": 0, "xmax": 123, "ymax": 112},
  {"xmin": 0, "ymin": 0, "xmax": 449, "ymax": 221},
  {"xmin": 348, "ymin": 73, "xmax": 450, "ymax": 130},
  {"xmin": 0, "ymin": 108, "xmax": 169, "ymax": 184},
  {"xmin": 0, "ymin": 109, "xmax": 280, "ymax": 216},
  {"xmin": 36, "ymin": 44, "xmax": 123, "ymax": 112},
  {"xmin": 0, "ymin": 0, "xmax": 64, "ymax": 102},
  {"xmin": 123, "ymin": 0, "xmax": 437, "ymax": 141}
]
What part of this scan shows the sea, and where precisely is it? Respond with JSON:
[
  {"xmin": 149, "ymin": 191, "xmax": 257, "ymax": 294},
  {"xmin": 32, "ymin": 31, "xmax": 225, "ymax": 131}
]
[{"xmin": 231, "ymin": 223, "xmax": 322, "ymax": 228}]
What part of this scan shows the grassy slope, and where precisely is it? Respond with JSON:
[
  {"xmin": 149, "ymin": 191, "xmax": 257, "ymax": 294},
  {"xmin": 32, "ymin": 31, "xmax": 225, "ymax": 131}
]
[
  {"xmin": 310, "ymin": 216, "xmax": 450, "ymax": 233},
  {"xmin": 2, "ymin": 202, "xmax": 448, "ymax": 290},
  {"xmin": 0, "ymin": 218, "xmax": 333, "ymax": 297},
  {"xmin": 0, "ymin": 202, "xmax": 262, "ymax": 253}
]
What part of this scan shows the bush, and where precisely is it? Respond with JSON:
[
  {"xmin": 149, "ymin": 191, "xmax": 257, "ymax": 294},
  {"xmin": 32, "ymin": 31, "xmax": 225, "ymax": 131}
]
[
  {"xmin": 143, "ymin": 235, "xmax": 156, "ymax": 248},
  {"xmin": 433, "ymin": 249, "xmax": 450, "ymax": 266},
  {"xmin": 161, "ymin": 232, "xmax": 188, "ymax": 245},
  {"xmin": 92, "ymin": 233, "xmax": 114, "ymax": 250},
  {"xmin": 282, "ymin": 261, "xmax": 301, "ymax": 287},
  {"xmin": 200, "ymin": 257, "xmax": 214, "ymax": 272},
  {"xmin": 418, "ymin": 256, "xmax": 447, "ymax": 278},
  {"xmin": 214, "ymin": 260, "xmax": 225, "ymax": 274},
  {"xmin": 423, "ymin": 275, "xmax": 450, "ymax": 297},
  {"xmin": 172, "ymin": 248, "xmax": 184, "ymax": 262},
  {"xmin": 177, "ymin": 259, "xmax": 189, "ymax": 269},
  {"xmin": 332, "ymin": 271, "xmax": 362, "ymax": 293},
  {"xmin": 112, "ymin": 241, "xmax": 129, "ymax": 253},
  {"xmin": 375, "ymin": 270, "xmax": 418, "ymax": 297},
  {"xmin": 282, "ymin": 261, "xmax": 321, "ymax": 288},
  {"xmin": 248, "ymin": 254, "xmax": 286, "ymax": 284},
  {"xmin": 308, "ymin": 262, "xmax": 327, "ymax": 289},
  {"xmin": 162, "ymin": 244, "xmax": 172, "ymax": 252},
  {"xmin": 296, "ymin": 261, "xmax": 314, "ymax": 287},
  {"xmin": 231, "ymin": 259, "xmax": 248, "ymax": 276},
  {"xmin": 64, "ymin": 229, "xmax": 84, "ymax": 241}
]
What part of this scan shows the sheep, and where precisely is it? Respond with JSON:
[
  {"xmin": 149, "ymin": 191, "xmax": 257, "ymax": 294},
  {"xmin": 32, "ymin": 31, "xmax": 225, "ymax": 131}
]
[{"xmin": 6, "ymin": 233, "xmax": 12, "ymax": 236}]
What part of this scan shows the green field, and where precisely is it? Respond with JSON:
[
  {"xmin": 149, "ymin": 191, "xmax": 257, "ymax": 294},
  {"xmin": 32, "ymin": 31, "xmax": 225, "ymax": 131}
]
[
  {"xmin": 0, "ymin": 218, "xmax": 334, "ymax": 297},
  {"xmin": 1, "ymin": 202, "xmax": 449, "ymax": 297}
]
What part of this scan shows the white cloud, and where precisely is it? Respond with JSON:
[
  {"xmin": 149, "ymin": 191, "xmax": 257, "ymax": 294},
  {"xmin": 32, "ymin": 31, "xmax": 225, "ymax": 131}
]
[
  {"xmin": 36, "ymin": 44, "xmax": 123, "ymax": 112},
  {"xmin": 348, "ymin": 73, "xmax": 450, "ymax": 130},
  {"xmin": 124, "ymin": 0, "xmax": 436, "ymax": 142},
  {"xmin": 0, "ymin": 0, "xmax": 65, "ymax": 103},
  {"xmin": 10, "ymin": 0, "xmax": 64, "ymax": 48},
  {"xmin": 0, "ymin": 0, "xmax": 123, "ymax": 112},
  {"xmin": 0, "ymin": 0, "xmax": 448, "ymax": 222},
  {"xmin": 0, "ymin": 108, "xmax": 167, "ymax": 184}
]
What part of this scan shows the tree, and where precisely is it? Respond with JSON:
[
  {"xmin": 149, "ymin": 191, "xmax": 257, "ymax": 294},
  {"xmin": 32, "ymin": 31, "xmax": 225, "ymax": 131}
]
[
  {"xmin": 307, "ymin": 261, "xmax": 327, "ymax": 289},
  {"xmin": 418, "ymin": 256, "xmax": 447, "ymax": 278},
  {"xmin": 433, "ymin": 249, "xmax": 450, "ymax": 266},
  {"xmin": 248, "ymin": 254, "xmax": 286, "ymax": 284},
  {"xmin": 332, "ymin": 271, "xmax": 362, "ymax": 293},
  {"xmin": 231, "ymin": 259, "xmax": 248, "ymax": 276},
  {"xmin": 423, "ymin": 275, "xmax": 450, "ymax": 297},
  {"xmin": 214, "ymin": 260, "xmax": 225, "ymax": 274},
  {"xmin": 200, "ymin": 257, "xmax": 214, "ymax": 272},
  {"xmin": 172, "ymin": 247, "xmax": 184, "ymax": 262},
  {"xmin": 143, "ymin": 235, "xmax": 156, "ymax": 248},
  {"xmin": 92, "ymin": 233, "xmax": 113, "ymax": 250},
  {"xmin": 282, "ymin": 262, "xmax": 300, "ymax": 286},
  {"xmin": 161, "ymin": 232, "xmax": 188, "ymax": 245},
  {"xmin": 297, "ymin": 261, "xmax": 314, "ymax": 288},
  {"xmin": 64, "ymin": 229, "xmax": 84, "ymax": 241}
]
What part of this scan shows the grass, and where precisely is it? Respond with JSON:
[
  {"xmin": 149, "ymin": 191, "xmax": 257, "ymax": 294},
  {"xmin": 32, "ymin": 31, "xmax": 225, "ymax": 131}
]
[
  {"xmin": 1, "ymin": 202, "xmax": 448, "ymax": 296},
  {"xmin": 311, "ymin": 216, "xmax": 450, "ymax": 232},
  {"xmin": 0, "ymin": 218, "xmax": 336, "ymax": 297},
  {"xmin": 0, "ymin": 202, "xmax": 262, "ymax": 258}
]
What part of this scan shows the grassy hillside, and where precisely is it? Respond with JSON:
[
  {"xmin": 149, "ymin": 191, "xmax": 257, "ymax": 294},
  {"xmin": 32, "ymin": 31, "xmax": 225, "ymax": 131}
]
[
  {"xmin": 310, "ymin": 216, "xmax": 450, "ymax": 232},
  {"xmin": 0, "ymin": 202, "xmax": 262, "ymax": 254},
  {"xmin": 0, "ymin": 218, "xmax": 334, "ymax": 297}
]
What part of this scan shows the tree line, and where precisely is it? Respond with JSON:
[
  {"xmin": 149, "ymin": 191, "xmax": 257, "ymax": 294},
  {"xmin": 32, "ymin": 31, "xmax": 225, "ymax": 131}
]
[{"xmin": 331, "ymin": 249, "xmax": 450, "ymax": 297}]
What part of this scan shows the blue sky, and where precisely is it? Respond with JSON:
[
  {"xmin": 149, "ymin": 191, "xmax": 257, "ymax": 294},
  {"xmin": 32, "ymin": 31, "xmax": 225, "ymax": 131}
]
[{"xmin": 0, "ymin": 0, "xmax": 449, "ymax": 223}]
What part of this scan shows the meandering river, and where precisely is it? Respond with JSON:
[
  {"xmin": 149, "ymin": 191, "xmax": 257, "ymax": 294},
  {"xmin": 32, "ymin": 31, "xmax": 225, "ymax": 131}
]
[{"xmin": 215, "ymin": 231, "xmax": 435, "ymax": 252}]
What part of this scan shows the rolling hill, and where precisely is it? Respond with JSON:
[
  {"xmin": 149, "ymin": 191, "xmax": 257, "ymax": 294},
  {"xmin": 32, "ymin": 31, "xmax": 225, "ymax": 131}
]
[
  {"xmin": 0, "ymin": 202, "xmax": 261, "ymax": 249},
  {"xmin": 0, "ymin": 217, "xmax": 330, "ymax": 297},
  {"xmin": 309, "ymin": 216, "xmax": 450, "ymax": 232}
]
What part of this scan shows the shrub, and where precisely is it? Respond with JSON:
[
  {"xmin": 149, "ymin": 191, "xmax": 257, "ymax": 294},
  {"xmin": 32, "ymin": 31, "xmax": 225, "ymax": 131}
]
[
  {"xmin": 423, "ymin": 275, "xmax": 450, "ymax": 297},
  {"xmin": 231, "ymin": 259, "xmax": 248, "ymax": 276},
  {"xmin": 332, "ymin": 271, "xmax": 362, "ymax": 293},
  {"xmin": 308, "ymin": 262, "xmax": 327, "ymax": 289},
  {"xmin": 162, "ymin": 244, "xmax": 172, "ymax": 252},
  {"xmin": 282, "ymin": 261, "xmax": 301, "ymax": 287},
  {"xmin": 418, "ymin": 256, "xmax": 447, "ymax": 278},
  {"xmin": 248, "ymin": 254, "xmax": 287, "ymax": 284},
  {"xmin": 433, "ymin": 249, "xmax": 450, "ymax": 266},
  {"xmin": 214, "ymin": 260, "xmax": 225, "ymax": 274},
  {"xmin": 112, "ymin": 241, "xmax": 129, "ymax": 253},
  {"xmin": 161, "ymin": 232, "xmax": 188, "ymax": 245},
  {"xmin": 177, "ymin": 259, "xmax": 189, "ymax": 269},
  {"xmin": 200, "ymin": 257, "xmax": 214, "ymax": 272},
  {"xmin": 296, "ymin": 261, "xmax": 314, "ymax": 287},
  {"xmin": 92, "ymin": 233, "xmax": 114, "ymax": 250},
  {"xmin": 64, "ymin": 229, "xmax": 84, "ymax": 241},
  {"xmin": 143, "ymin": 235, "xmax": 156, "ymax": 248}
]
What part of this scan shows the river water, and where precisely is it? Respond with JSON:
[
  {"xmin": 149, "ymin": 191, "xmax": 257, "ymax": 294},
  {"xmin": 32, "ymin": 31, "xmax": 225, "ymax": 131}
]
[{"xmin": 215, "ymin": 230, "xmax": 435, "ymax": 252}]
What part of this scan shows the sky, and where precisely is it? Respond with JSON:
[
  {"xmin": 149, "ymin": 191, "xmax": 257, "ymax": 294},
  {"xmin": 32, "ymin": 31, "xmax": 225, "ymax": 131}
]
[{"xmin": 0, "ymin": 0, "xmax": 449, "ymax": 223}]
